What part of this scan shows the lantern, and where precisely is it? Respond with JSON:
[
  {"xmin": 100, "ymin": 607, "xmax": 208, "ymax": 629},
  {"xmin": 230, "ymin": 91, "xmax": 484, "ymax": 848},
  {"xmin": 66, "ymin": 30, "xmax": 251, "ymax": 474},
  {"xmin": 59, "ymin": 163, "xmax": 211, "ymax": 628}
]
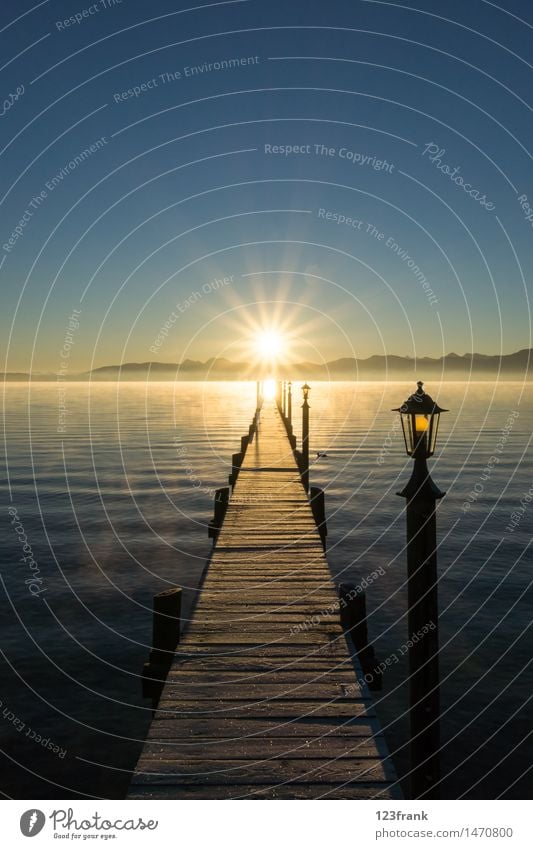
[{"xmin": 393, "ymin": 381, "xmax": 447, "ymax": 458}]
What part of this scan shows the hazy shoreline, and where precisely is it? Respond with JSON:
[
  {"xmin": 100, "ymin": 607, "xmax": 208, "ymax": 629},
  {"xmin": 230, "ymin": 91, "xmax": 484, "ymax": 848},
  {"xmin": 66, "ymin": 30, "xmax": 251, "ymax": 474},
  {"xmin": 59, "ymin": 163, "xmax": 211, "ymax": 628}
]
[{"xmin": 2, "ymin": 347, "xmax": 531, "ymax": 382}]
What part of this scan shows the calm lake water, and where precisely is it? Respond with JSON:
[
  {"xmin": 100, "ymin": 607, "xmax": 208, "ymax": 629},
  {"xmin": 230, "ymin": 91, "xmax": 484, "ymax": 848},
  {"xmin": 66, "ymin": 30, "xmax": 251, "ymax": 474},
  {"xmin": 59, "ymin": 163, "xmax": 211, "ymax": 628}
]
[{"xmin": 1, "ymin": 380, "xmax": 531, "ymax": 799}]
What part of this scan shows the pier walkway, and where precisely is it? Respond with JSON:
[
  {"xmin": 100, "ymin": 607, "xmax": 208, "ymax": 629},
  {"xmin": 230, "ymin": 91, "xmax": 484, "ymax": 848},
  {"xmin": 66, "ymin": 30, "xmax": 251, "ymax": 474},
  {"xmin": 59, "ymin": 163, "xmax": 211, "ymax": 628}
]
[{"xmin": 128, "ymin": 402, "xmax": 399, "ymax": 799}]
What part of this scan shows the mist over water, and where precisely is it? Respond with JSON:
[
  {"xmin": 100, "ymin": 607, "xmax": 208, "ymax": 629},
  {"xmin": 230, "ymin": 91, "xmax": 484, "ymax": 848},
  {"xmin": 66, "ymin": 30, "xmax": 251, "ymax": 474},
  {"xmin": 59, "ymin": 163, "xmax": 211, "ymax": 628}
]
[{"xmin": 1, "ymin": 380, "xmax": 531, "ymax": 798}]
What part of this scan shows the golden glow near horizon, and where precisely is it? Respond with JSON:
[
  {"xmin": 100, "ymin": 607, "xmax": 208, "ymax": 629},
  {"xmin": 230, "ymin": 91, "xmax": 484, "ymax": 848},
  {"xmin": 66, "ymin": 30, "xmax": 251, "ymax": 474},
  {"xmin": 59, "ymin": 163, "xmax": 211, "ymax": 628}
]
[{"xmin": 263, "ymin": 378, "xmax": 277, "ymax": 399}]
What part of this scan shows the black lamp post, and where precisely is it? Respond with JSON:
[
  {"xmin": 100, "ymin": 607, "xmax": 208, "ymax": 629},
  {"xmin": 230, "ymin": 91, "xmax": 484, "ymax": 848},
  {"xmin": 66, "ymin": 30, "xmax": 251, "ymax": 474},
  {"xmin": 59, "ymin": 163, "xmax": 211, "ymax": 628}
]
[
  {"xmin": 393, "ymin": 380, "xmax": 447, "ymax": 800},
  {"xmin": 301, "ymin": 383, "xmax": 311, "ymax": 493}
]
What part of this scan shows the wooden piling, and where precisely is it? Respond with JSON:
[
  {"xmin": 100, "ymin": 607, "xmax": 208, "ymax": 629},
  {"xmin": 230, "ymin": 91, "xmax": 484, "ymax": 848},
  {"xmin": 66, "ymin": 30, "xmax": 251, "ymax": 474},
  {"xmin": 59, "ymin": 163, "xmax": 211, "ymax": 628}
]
[
  {"xmin": 208, "ymin": 486, "xmax": 230, "ymax": 541},
  {"xmin": 310, "ymin": 485, "xmax": 327, "ymax": 550},
  {"xmin": 228, "ymin": 451, "xmax": 242, "ymax": 486},
  {"xmin": 338, "ymin": 583, "xmax": 382, "ymax": 691},
  {"xmin": 142, "ymin": 587, "xmax": 182, "ymax": 705}
]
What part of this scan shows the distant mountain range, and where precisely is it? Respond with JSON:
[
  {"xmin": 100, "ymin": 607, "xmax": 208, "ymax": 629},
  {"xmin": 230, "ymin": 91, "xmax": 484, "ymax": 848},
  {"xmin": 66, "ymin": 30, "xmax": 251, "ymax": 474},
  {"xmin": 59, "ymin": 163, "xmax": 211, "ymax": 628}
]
[{"xmin": 3, "ymin": 349, "xmax": 532, "ymax": 381}]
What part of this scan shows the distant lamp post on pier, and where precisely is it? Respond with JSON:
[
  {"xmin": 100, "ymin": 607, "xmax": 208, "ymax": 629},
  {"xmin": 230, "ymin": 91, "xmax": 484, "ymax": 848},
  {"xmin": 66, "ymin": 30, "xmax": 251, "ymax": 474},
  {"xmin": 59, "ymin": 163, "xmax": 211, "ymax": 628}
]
[
  {"xmin": 393, "ymin": 380, "xmax": 447, "ymax": 800},
  {"xmin": 301, "ymin": 383, "xmax": 311, "ymax": 493}
]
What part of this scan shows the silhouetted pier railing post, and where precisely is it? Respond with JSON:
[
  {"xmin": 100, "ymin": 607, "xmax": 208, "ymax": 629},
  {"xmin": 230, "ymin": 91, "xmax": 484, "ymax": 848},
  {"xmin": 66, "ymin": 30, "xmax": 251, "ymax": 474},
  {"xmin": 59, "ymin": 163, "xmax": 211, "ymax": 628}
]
[
  {"xmin": 142, "ymin": 587, "xmax": 182, "ymax": 710},
  {"xmin": 339, "ymin": 583, "xmax": 382, "ymax": 691}
]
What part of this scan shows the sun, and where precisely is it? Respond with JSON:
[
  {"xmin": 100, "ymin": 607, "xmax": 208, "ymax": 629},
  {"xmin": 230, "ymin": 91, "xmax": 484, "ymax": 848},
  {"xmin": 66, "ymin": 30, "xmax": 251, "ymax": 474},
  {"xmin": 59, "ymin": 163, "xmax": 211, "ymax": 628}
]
[{"xmin": 256, "ymin": 330, "xmax": 285, "ymax": 360}]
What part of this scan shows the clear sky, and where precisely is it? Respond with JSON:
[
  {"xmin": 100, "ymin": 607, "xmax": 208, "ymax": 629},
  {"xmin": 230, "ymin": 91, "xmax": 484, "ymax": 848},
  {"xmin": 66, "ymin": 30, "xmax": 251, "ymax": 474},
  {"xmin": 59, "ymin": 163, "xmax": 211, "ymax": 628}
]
[{"xmin": 1, "ymin": 0, "xmax": 532, "ymax": 372}]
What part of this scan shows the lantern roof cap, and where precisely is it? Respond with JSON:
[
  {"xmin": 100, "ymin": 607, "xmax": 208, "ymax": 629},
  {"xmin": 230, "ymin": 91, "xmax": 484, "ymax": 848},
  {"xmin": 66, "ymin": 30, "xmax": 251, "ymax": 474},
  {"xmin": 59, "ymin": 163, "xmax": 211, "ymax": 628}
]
[{"xmin": 392, "ymin": 380, "xmax": 448, "ymax": 415}]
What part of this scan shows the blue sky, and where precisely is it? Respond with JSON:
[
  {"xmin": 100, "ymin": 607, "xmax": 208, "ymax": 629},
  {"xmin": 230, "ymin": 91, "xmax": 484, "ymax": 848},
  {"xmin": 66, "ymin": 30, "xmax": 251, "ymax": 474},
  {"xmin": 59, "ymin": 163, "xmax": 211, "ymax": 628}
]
[{"xmin": 1, "ymin": 0, "xmax": 532, "ymax": 371}]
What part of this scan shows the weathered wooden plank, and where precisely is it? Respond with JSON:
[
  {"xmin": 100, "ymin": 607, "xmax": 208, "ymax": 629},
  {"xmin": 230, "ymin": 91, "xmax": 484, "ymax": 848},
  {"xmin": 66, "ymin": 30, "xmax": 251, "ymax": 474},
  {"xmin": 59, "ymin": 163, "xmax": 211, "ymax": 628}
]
[
  {"xmin": 195, "ymin": 598, "xmax": 338, "ymax": 608},
  {"xmin": 131, "ymin": 757, "xmax": 389, "ymax": 784},
  {"xmin": 202, "ymin": 574, "xmax": 331, "ymax": 582},
  {"xmin": 168, "ymin": 656, "xmax": 356, "ymax": 672},
  {"xmin": 176, "ymin": 647, "xmax": 349, "ymax": 660},
  {"xmin": 172, "ymin": 646, "xmax": 350, "ymax": 659},
  {"xmin": 155, "ymin": 701, "xmax": 375, "ymax": 718},
  {"xmin": 159, "ymin": 682, "xmax": 366, "ymax": 701},
  {"xmin": 194, "ymin": 591, "xmax": 335, "ymax": 599},
  {"xmin": 189, "ymin": 614, "xmax": 332, "ymax": 624},
  {"xmin": 180, "ymin": 632, "xmax": 342, "ymax": 646},
  {"xmin": 128, "ymin": 782, "xmax": 399, "ymax": 799},
  {"xmin": 165, "ymin": 669, "xmax": 357, "ymax": 684},
  {"xmin": 145, "ymin": 718, "xmax": 382, "ymax": 739},
  {"xmin": 140, "ymin": 737, "xmax": 385, "ymax": 759},
  {"xmin": 187, "ymin": 618, "xmax": 343, "ymax": 642}
]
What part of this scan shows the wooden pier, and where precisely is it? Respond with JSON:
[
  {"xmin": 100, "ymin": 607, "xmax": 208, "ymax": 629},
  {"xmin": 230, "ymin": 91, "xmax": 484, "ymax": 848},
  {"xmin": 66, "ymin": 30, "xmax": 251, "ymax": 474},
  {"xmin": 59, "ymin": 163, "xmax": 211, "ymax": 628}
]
[{"xmin": 128, "ymin": 401, "xmax": 399, "ymax": 799}]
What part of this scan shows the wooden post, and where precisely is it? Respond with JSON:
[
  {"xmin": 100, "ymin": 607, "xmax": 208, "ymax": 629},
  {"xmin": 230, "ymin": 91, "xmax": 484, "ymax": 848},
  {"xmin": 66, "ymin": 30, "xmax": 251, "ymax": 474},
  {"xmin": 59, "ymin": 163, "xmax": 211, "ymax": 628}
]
[
  {"xmin": 310, "ymin": 486, "xmax": 327, "ymax": 550},
  {"xmin": 256, "ymin": 380, "xmax": 261, "ymax": 411},
  {"xmin": 228, "ymin": 451, "xmax": 242, "ymax": 486},
  {"xmin": 287, "ymin": 381, "xmax": 292, "ymax": 426},
  {"xmin": 151, "ymin": 588, "xmax": 182, "ymax": 664},
  {"xmin": 339, "ymin": 582, "xmax": 367, "ymax": 647},
  {"xmin": 208, "ymin": 486, "xmax": 229, "ymax": 540},
  {"xmin": 301, "ymin": 385, "xmax": 310, "ymax": 493},
  {"xmin": 276, "ymin": 380, "xmax": 282, "ymax": 412},
  {"xmin": 398, "ymin": 456, "xmax": 443, "ymax": 799},
  {"xmin": 214, "ymin": 486, "xmax": 229, "ymax": 521},
  {"xmin": 338, "ymin": 583, "xmax": 381, "ymax": 691},
  {"xmin": 142, "ymin": 587, "xmax": 182, "ymax": 706},
  {"xmin": 241, "ymin": 434, "xmax": 249, "ymax": 456}
]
